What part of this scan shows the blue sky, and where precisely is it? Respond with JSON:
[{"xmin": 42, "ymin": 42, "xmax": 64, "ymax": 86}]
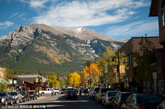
[{"xmin": 0, "ymin": 0, "xmax": 159, "ymax": 40}]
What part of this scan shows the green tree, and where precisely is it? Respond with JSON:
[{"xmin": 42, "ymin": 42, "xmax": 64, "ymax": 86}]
[
  {"xmin": 60, "ymin": 78, "xmax": 66, "ymax": 88},
  {"xmin": 133, "ymin": 37, "xmax": 156, "ymax": 83},
  {"xmin": 97, "ymin": 47, "xmax": 128, "ymax": 87},
  {"xmin": 46, "ymin": 74, "xmax": 60, "ymax": 88}
]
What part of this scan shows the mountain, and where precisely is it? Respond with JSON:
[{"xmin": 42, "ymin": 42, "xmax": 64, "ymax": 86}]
[{"xmin": 0, "ymin": 24, "xmax": 125, "ymax": 74}]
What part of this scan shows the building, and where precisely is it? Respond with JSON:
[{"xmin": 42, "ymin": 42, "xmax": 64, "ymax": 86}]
[
  {"xmin": 150, "ymin": 0, "xmax": 165, "ymax": 46},
  {"xmin": 12, "ymin": 74, "xmax": 48, "ymax": 92},
  {"xmin": 150, "ymin": 0, "xmax": 165, "ymax": 96},
  {"xmin": 119, "ymin": 37, "xmax": 163, "ymax": 92}
]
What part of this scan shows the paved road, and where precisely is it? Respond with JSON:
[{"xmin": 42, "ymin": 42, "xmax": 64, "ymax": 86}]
[{"xmin": 2, "ymin": 94, "xmax": 105, "ymax": 109}]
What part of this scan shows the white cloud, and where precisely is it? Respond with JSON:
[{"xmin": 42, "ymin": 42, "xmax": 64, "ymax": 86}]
[
  {"xmin": 30, "ymin": 0, "xmax": 49, "ymax": 8},
  {"xmin": 20, "ymin": 0, "xmax": 49, "ymax": 8},
  {"xmin": 105, "ymin": 20, "xmax": 159, "ymax": 39},
  {"xmin": 32, "ymin": 0, "xmax": 149, "ymax": 28},
  {"xmin": 9, "ymin": 13, "xmax": 26, "ymax": 19},
  {"xmin": 0, "ymin": 21, "xmax": 14, "ymax": 29}
]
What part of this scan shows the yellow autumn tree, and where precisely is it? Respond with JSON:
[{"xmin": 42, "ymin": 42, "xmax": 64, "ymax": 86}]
[
  {"xmin": 68, "ymin": 72, "xmax": 81, "ymax": 88},
  {"xmin": 46, "ymin": 74, "xmax": 60, "ymax": 89},
  {"xmin": 81, "ymin": 64, "xmax": 100, "ymax": 87}
]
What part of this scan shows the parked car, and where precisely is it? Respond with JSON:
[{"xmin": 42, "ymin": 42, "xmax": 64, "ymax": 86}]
[
  {"xmin": 10, "ymin": 91, "xmax": 23, "ymax": 104},
  {"xmin": 65, "ymin": 89, "xmax": 78, "ymax": 100},
  {"xmin": 102, "ymin": 91, "xmax": 118, "ymax": 107},
  {"xmin": 112, "ymin": 92, "xmax": 132, "ymax": 109},
  {"xmin": 28, "ymin": 90, "xmax": 37, "ymax": 100},
  {"xmin": 89, "ymin": 87, "xmax": 100, "ymax": 99},
  {"xmin": 20, "ymin": 91, "xmax": 30, "ymax": 102},
  {"xmin": 39, "ymin": 88, "xmax": 53, "ymax": 96},
  {"xmin": 95, "ymin": 87, "xmax": 114, "ymax": 104},
  {"xmin": 0, "ymin": 92, "xmax": 14, "ymax": 106},
  {"xmin": 157, "ymin": 100, "xmax": 165, "ymax": 109},
  {"xmin": 60, "ymin": 89, "xmax": 66, "ymax": 94},
  {"xmin": 83, "ymin": 88, "xmax": 89, "ymax": 95},
  {"xmin": 121, "ymin": 94, "xmax": 164, "ymax": 109}
]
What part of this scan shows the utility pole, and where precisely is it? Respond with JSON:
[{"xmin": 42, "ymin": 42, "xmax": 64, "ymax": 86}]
[
  {"xmin": 86, "ymin": 60, "xmax": 92, "ymax": 89},
  {"xmin": 105, "ymin": 64, "xmax": 108, "ymax": 87},
  {"xmin": 117, "ymin": 51, "xmax": 121, "ymax": 89},
  {"xmin": 38, "ymin": 72, "xmax": 40, "ymax": 95}
]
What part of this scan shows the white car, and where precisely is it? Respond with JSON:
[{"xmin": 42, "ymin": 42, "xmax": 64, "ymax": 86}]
[
  {"xmin": 39, "ymin": 88, "xmax": 59, "ymax": 96},
  {"xmin": 39, "ymin": 88, "xmax": 53, "ymax": 95}
]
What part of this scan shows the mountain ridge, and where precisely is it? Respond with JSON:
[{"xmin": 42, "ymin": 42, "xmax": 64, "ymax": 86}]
[{"xmin": 0, "ymin": 24, "xmax": 125, "ymax": 73}]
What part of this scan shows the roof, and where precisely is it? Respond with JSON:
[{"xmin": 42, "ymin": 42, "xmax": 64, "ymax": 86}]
[
  {"xmin": 13, "ymin": 77, "xmax": 34, "ymax": 85},
  {"xmin": 17, "ymin": 74, "xmax": 47, "ymax": 82},
  {"xmin": 149, "ymin": 0, "xmax": 158, "ymax": 16}
]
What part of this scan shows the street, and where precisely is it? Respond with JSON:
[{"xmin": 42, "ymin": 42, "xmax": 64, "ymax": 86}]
[{"xmin": 2, "ymin": 94, "xmax": 105, "ymax": 109}]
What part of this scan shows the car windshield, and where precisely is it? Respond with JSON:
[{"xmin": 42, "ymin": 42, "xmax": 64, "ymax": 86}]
[
  {"xmin": 95, "ymin": 88, "xmax": 100, "ymax": 92},
  {"xmin": 101, "ymin": 88, "xmax": 113, "ymax": 93},
  {"xmin": 10, "ymin": 92, "xmax": 17, "ymax": 96},
  {"xmin": 137, "ymin": 95, "xmax": 162, "ymax": 104},
  {"xmin": 0, "ymin": 93, "xmax": 6, "ymax": 96},
  {"xmin": 67, "ymin": 90, "xmax": 77, "ymax": 93},
  {"xmin": 121, "ymin": 93, "xmax": 131, "ymax": 101},
  {"xmin": 29, "ymin": 92, "xmax": 34, "ymax": 95},
  {"xmin": 108, "ymin": 92, "xmax": 118, "ymax": 97},
  {"xmin": 21, "ymin": 91, "xmax": 26, "ymax": 95}
]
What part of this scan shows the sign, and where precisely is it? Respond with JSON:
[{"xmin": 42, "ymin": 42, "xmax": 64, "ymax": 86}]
[{"xmin": 120, "ymin": 65, "xmax": 126, "ymax": 73}]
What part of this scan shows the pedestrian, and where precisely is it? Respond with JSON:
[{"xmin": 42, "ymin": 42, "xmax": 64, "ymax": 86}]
[
  {"xmin": 51, "ymin": 89, "xmax": 54, "ymax": 96},
  {"xmin": 79, "ymin": 89, "xmax": 82, "ymax": 96}
]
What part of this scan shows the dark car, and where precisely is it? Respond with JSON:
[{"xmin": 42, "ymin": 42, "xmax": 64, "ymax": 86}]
[
  {"xmin": 112, "ymin": 92, "xmax": 132, "ymax": 109},
  {"xmin": 28, "ymin": 91, "xmax": 37, "ymax": 100},
  {"xmin": 157, "ymin": 100, "xmax": 165, "ymax": 109},
  {"xmin": 102, "ymin": 91, "xmax": 118, "ymax": 107},
  {"xmin": 65, "ymin": 90, "xmax": 78, "ymax": 100},
  {"xmin": 95, "ymin": 88, "xmax": 114, "ymax": 103},
  {"xmin": 121, "ymin": 94, "xmax": 164, "ymax": 109},
  {"xmin": 10, "ymin": 91, "xmax": 23, "ymax": 104},
  {"xmin": 0, "ymin": 92, "xmax": 14, "ymax": 106},
  {"xmin": 20, "ymin": 91, "xmax": 30, "ymax": 102}
]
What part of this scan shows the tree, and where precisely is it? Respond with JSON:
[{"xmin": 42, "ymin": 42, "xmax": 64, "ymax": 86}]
[
  {"xmin": 46, "ymin": 74, "xmax": 60, "ymax": 88},
  {"xmin": 81, "ymin": 63, "xmax": 100, "ymax": 87},
  {"xmin": 97, "ymin": 47, "xmax": 128, "ymax": 87},
  {"xmin": 60, "ymin": 78, "xmax": 66, "ymax": 88},
  {"xmin": 4, "ymin": 68, "xmax": 16, "ymax": 80},
  {"xmin": 68, "ymin": 72, "xmax": 81, "ymax": 88},
  {"xmin": 0, "ymin": 80, "xmax": 9, "ymax": 92},
  {"xmin": 133, "ymin": 37, "xmax": 156, "ymax": 83}
]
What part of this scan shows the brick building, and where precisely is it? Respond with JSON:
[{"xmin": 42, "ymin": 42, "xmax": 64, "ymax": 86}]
[
  {"xmin": 150, "ymin": 0, "xmax": 165, "ymax": 96},
  {"xmin": 119, "ymin": 37, "xmax": 163, "ymax": 93}
]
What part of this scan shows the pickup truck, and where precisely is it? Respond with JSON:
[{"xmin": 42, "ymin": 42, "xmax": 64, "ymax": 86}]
[{"xmin": 39, "ymin": 88, "xmax": 59, "ymax": 96}]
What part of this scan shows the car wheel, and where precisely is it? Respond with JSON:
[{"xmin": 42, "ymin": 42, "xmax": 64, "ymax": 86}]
[
  {"xmin": 16, "ymin": 99, "xmax": 19, "ymax": 104},
  {"xmin": 20, "ymin": 99, "xmax": 22, "ymax": 103},
  {"xmin": 41, "ymin": 93, "xmax": 44, "ymax": 96},
  {"xmin": 10, "ymin": 100, "xmax": 13, "ymax": 105},
  {"xmin": 5, "ymin": 101, "xmax": 8, "ymax": 106}
]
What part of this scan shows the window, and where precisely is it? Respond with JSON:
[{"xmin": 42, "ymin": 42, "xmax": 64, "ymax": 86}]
[{"xmin": 162, "ymin": 1, "xmax": 165, "ymax": 26}]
